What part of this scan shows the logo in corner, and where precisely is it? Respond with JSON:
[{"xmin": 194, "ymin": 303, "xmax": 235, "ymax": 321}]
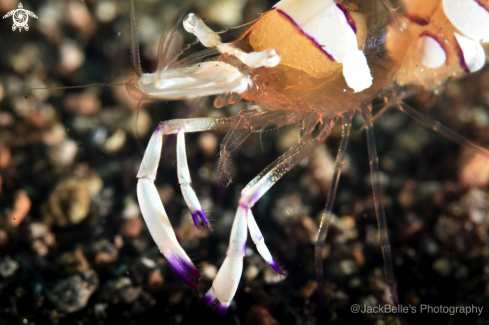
[{"xmin": 3, "ymin": 3, "xmax": 38, "ymax": 32}]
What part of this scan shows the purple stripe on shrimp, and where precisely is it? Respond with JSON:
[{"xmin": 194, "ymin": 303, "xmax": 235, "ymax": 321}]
[
  {"xmin": 335, "ymin": 3, "xmax": 356, "ymax": 33},
  {"xmin": 274, "ymin": 9, "xmax": 335, "ymax": 62},
  {"xmin": 455, "ymin": 38, "xmax": 471, "ymax": 73},
  {"xmin": 238, "ymin": 202, "xmax": 249, "ymax": 212}
]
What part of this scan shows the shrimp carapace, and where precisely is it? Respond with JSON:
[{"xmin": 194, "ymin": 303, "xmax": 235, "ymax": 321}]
[{"xmin": 233, "ymin": 0, "xmax": 488, "ymax": 114}]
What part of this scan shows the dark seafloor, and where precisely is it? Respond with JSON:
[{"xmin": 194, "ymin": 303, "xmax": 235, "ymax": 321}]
[{"xmin": 1, "ymin": 0, "xmax": 489, "ymax": 324}]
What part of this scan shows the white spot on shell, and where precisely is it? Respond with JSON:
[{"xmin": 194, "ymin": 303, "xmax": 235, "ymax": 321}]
[
  {"xmin": 443, "ymin": 0, "xmax": 489, "ymax": 43},
  {"xmin": 418, "ymin": 35, "xmax": 446, "ymax": 69}
]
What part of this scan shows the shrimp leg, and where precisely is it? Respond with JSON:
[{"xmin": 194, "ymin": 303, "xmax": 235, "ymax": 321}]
[
  {"xmin": 137, "ymin": 117, "xmax": 243, "ymax": 288},
  {"xmin": 362, "ymin": 106, "xmax": 406, "ymax": 325},
  {"xmin": 397, "ymin": 103, "xmax": 489, "ymax": 159},
  {"xmin": 137, "ymin": 111, "xmax": 306, "ymax": 288},
  {"xmin": 205, "ymin": 114, "xmax": 337, "ymax": 314},
  {"xmin": 315, "ymin": 111, "xmax": 353, "ymax": 311}
]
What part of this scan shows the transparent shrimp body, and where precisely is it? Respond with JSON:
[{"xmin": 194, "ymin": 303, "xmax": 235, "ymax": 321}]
[{"xmin": 133, "ymin": 0, "xmax": 489, "ymax": 316}]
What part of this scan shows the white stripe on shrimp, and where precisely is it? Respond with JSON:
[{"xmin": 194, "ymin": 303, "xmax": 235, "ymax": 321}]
[{"xmin": 273, "ymin": 0, "xmax": 373, "ymax": 92}]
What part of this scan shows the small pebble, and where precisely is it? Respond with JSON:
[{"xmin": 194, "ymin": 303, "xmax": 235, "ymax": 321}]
[
  {"xmin": 300, "ymin": 281, "xmax": 317, "ymax": 299},
  {"xmin": 146, "ymin": 269, "xmax": 164, "ymax": 292},
  {"xmin": 95, "ymin": 249, "xmax": 119, "ymax": 265},
  {"xmin": 32, "ymin": 240, "xmax": 49, "ymax": 256},
  {"xmin": 42, "ymin": 177, "xmax": 91, "ymax": 226},
  {"xmin": 201, "ymin": 262, "xmax": 218, "ymax": 280},
  {"xmin": 67, "ymin": 1, "xmax": 97, "ymax": 36},
  {"xmin": 0, "ymin": 230, "xmax": 8, "ymax": 246},
  {"xmin": 50, "ymin": 139, "xmax": 78, "ymax": 167},
  {"xmin": 101, "ymin": 129, "xmax": 126, "ymax": 153},
  {"xmin": 59, "ymin": 248, "xmax": 89, "ymax": 274},
  {"xmin": 58, "ymin": 40, "xmax": 86, "ymax": 74},
  {"xmin": 63, "ymin": 90, "xmax": 101, "ymax": 115},
  {"xmin": 47, "ymin": 269, "xmax": 98, "ymax": 313},
  {"xmin": 0, "ymin": 256, "xmax": 19, "ymax": 278},
  {"xmin": 246, "ymin": 305, "xmax": 279, "ymax": 325},
  {"xmin": 244, "ymin": 265, "xmax": 260, "ymax": 282},
  {"xmin": 120, "ymin": 217, "xmax": 143, "ymax": 238},
  {"xmin": 339, "ymin": 259, "xmax": 357, "ymax": 276},
  {"xmin": 8, "ymin": 190, "xmax": 31, "ymax": 227},
  {"xmin": 352, "ymin": 246, "xmax": 365, "ymax": 267},
  {"xmin": 263, "ymin": 268, "xmax": 286, "ymax": 284},
  {"xmin": 0, "ymin": 144, "xmax": 11, "ymax": 170},
  {"xmin": 458, "ymin": 148, "xmax": 489, "ymax": 188},
  {"xmin": 432, "ymin": 258, "xmax": 452, "ymax": 278},
  {"xmin": 198, "ymin": 132, "xmax": 218, "ymax": 156}
]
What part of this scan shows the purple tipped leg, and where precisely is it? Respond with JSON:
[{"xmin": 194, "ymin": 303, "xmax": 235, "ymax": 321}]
[
  {"xmin": 269, "ymin": 261, "xmax": 284, "ymax": 275},
  {"xmin": 191, "ymin": 209, "xmax": 212, "ymax": 230},
  {"xmin": 163, "ymin": 249, "xmax": 201, "ymax": 289},
  {"xmin": 177, "ymin": 255, "xmax": 201, "ymax": 280},
  {"xmin": 197, "ymin": 210, "xmax": 212, "ymax": 230},
  {"xmin": 191, "ymin": 211, "xmax": 201, "ymax": 230},
  {"xmin": 205, "ymin": 289, "xmax": 230, "ymax": 315},
  {"xmin": 205, "ymin": 291, "xmax": 217, "ymax": 306},
  {"xmin": 166, "ymin": 253, "xmax": 199, "ymax": 289},
  {"xmin": 215, "ymin": 302, "xmax": 229, "ymax": 315}
]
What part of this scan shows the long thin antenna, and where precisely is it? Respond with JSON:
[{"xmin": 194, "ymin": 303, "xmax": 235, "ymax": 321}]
[
  {"xmin": 315, "ymin": 111, "xmax": 353, "ymax": 315},
  {"xmin": 397, "ymin": 102, "xmax": 489, "ymax": 159},
  {"xmin": 30, "ymin": 82, "xmax": 126, "ymax": 91},
  {"xmin": 155, "ymin": 0, "xmax": 193, "ymax": 81},
  {"xmin": 133, "ymin": 99, "xmax": 145, "ymax": 156},
  {"xmin": 130, "ymin": 0, "xmax": 142, "ymax": 77},
  {"xmin": 362, "ymin": 105, "xmax": 407, "ymax": 325}
]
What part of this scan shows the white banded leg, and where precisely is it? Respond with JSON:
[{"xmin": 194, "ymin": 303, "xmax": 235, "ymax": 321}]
[
  {"xmin": 247, "ymin": 209, "xmax": 283, "ymax": 274},
  {"xmin": 177, "ymin": 127, "xmax": 211, "ymax": 230},
  {"xmin": 136, "ymin": 117, "xmax": 241, "ymax": 288},
  {"xmin": 137, "ymin": 115, "xmax": 288, "ymax": 289},
  {"xmin": 205, "ymin": 115, "xmax": 335, "ymax": 313},
  {"xmin": 137, "ymin": 125, "xmax": 201, "ymax": 288},
  {"xmin": 204, "ymin": 204, "xmax": 248, "ymax": 314}
]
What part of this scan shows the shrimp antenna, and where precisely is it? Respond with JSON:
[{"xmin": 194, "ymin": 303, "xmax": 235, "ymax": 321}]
[
  {"xmin": 362, "ymin": 105, "xmax": 407, "ymax": 325},
  {"xmin": 30, "ymin": 82, "xmax": 126, "ymax": 92},
  {"xmin": 130, "ymin": 0, "xmax": 142, "ymax": 77},
  {"xmin": 133, "ymin": 99, "xmax": 146, "ymax": 156},
  {"xmin": 155, "ymin": 0, "xmax": 194, "ymax": 78},
  {"xmin": 315, "ymin": 111, "xmax": 353, "ymax": 317}
]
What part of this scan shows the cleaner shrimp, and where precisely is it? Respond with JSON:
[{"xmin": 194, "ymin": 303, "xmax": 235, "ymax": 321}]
[{"xmin": 26, "ymin": 0, "xmax": 489, "ymax": 323}]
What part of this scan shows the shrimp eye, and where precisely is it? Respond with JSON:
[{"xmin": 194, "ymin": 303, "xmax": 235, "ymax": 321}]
[
  {"xmin": 264, "ymin": 49, "xmax": 281, "ymax": 67},
  {"xmin": 183, "ymin": 13, "xmax": 200, "ymax": 33}
]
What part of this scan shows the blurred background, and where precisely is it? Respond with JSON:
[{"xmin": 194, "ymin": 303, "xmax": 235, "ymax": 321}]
[{"xmin": 1, "ymin": 0, "xmax": 489, "ymax": 324}]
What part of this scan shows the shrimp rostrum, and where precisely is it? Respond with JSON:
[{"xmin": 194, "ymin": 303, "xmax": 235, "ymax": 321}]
[{"xmin": 129, "ymin": 0, "xmax": 489, "ymax": 315}]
